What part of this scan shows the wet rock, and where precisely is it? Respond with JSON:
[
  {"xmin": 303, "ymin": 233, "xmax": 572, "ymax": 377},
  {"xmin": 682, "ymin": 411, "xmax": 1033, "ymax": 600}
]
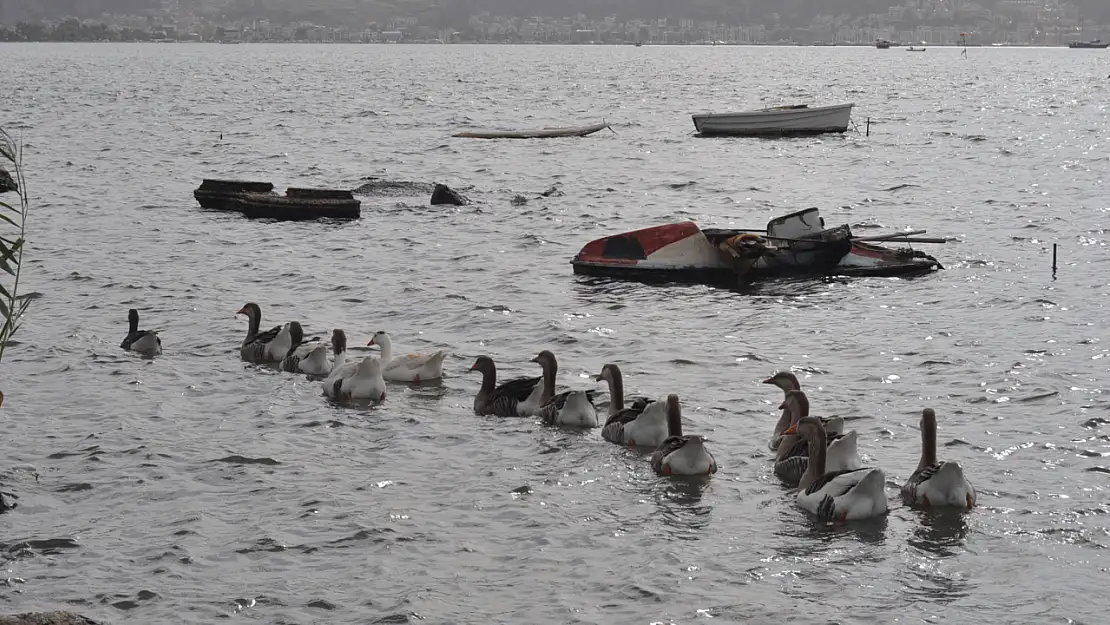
[
  {"xmin": 430, "ymin": 184, "xmax": 469, "ymax": 206},
  {"xmin": 0, "ymin": 613, "xmax": 104, "ymax": 625},
  {"xmin": 0, "ymin": 490, "xmax": 16, "ymax": 514},
  {"xmin": 510, "ymin": 194, "xmax": 528, "ymax": 206},
  {"xmin": 351, "ymin": 177, "xmax": 434, "ymax": 197},
  {"xmin": 540, "ymin": 184, "xmax": 563, "ymax": 198},
  {"xmin": 0, "ymin": 167, "xmax": 16, "ymax": 194}
]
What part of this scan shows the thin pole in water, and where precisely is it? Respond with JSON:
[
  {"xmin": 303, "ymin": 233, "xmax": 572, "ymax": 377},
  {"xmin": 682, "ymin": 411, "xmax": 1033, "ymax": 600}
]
[
  {"xmin": 1052, "ymin": 243, "xmax": 1058, "ymax": 279},
  {"xmin": 866, "ymin": 117, "xmax": 871, "ymax": 137}
]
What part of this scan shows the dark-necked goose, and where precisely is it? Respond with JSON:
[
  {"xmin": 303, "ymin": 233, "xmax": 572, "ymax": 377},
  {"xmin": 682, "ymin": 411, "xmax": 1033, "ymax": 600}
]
[
  {"xmin": 237, "ymin": 303, "xmax": 291, "ymax": 363},
  {"xmin": 280, "ymin": 322, "xmax": 330, "ymax": 375},
  {"xmin": 787, "ymin": 416, "xmax": 887, "ymax": 521},
  {"xmin": 597, "ymin": 364, "xmax": 666, "ymax": 447},
  {"xmin": 773, "ymin": 390, "xmax": 861, "ymax": 487},
  {"xmin": 120, "ymin": 309, "xmax": 162, "ymax": 355},
  {"xmin": 470, "ymin": 356, "xmax": 542, "ymax": 417},
  {"xmin": 901, "ymin": 408, "xmax": 976, "ymax": 510},
  {"xmin": 650, "ymin": 394, "xmax": 717, "ymax": 476},
  {"xmin": 368, "ymin": 331, "xmax": 449, "ymax": 382},
  {"xmin": 531, "ymin": 350, "xmax": 598, "ymax": 428}
]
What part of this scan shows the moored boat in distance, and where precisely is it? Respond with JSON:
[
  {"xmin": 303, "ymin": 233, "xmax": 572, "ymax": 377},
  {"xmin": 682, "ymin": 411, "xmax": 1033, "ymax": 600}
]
[
  {"xmin": 906, "ymin": 46, "xmax": 926, "ymax": 51},
  {"xmin": 876, "ymin": 39, "xmax": 892, "ymax": 49},
  {"xmin": 691, "ymin": 103, "xmax": 854, "ymax": 137},
  {"xmin": 1068, "ymin": 39, "xmax": 1109, "ymax": 49},
  {"xmin": 570, "ymin": 208, "xmax": 945, "ymax": 289}
]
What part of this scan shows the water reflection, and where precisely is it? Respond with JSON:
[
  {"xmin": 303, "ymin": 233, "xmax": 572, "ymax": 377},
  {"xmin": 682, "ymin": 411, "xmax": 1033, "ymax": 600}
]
[
  {"xmin": 652, "ymin": 477, "xmax": 713, "ymax": 540},
  {"xmin": 907, "ymin": 508, "xmax": 971, "ymax": 557}
]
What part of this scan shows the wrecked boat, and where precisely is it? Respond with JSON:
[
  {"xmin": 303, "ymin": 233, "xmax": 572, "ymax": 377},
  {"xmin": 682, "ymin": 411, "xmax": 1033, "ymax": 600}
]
[
  {"xmin": 193, "ymin": 179, "xmax": 361, "ymax": 221},
  {"xmin": 453, "ymin": 122, "xmax": 612, "ymax": 139},
  {"xmin": 570, "ymin": 208, "xmax": 944, "ymax": 287}
]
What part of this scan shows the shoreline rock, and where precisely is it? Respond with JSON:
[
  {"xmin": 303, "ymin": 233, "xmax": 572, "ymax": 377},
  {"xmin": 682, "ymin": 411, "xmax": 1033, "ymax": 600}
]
[{"xmin": 0, "ymin": 613, "xmax": 104, "ymax": 625}]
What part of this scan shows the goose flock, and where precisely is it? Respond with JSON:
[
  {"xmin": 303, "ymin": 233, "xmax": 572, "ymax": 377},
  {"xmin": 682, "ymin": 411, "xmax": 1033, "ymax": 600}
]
[
  {"xmin": 764, "ymin": 372, "xmax": 977, "ymax": 521},
  {"xmin": 120, "ymin": 307, "xmax": 976, "ymax": 520}
]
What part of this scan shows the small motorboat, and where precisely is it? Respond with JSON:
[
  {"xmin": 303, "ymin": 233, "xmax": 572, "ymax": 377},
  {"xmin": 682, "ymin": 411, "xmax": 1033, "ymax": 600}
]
[
  {"xmin": 1068, "ymin": 39, "xmax": 1110, "ymax": 49},
  {"xmin": 906, "ymin": 46, "xmax": 926, "ymax": 52},
  {"xmin": 570, "ymin": 208, "xmax": 945, "ymax": 288},
  {"xmin": 876, "ymin": 39, "xmax": 892, "ymax": 49},
  {"xmin": 691, "ymin": 103, "xmax": 854, "ymax": 137}
]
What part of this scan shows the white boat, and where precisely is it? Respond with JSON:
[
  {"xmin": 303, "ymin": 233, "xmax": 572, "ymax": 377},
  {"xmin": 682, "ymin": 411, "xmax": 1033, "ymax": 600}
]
[{"xmin": 691, "ymin": 103, "xmax": 854, "ymax": 137}]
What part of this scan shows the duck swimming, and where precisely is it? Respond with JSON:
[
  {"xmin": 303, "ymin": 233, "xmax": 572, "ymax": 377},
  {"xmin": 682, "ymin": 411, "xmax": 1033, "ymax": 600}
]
[{"xmin": 237, "ymin": 303, "xmax": 291, "ymax": 363}]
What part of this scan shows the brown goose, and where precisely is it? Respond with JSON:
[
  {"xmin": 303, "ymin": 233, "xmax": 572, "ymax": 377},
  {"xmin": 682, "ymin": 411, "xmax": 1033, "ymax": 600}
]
[
  {"xmin": 901, "ymin": 408, "xmax": 976, "ymax": 510},
  {"xmin": 597, "ymin": 364, "xmax": 664, "ymax": 447},
  {"xmin": 650, "ymin": 395, "xmax": 717, "ymax": 476}
]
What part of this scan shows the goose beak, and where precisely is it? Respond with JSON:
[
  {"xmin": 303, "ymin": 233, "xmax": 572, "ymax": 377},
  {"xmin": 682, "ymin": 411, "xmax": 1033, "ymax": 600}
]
[
  {"xmin": 367, "ymin": 337, "xmax": 376, "ymax": 346},
  {"xmin": 594, "ymin": 374, "xmax": 604, "ymax": 382},
  {"xmin": 778, "ymin": 401, "xmax": 786, "ymax": 410},
  {"xmin": 762, "ymin": 377, "xmax": 775, "ymax": 384},
  {"xmin": 784, "ymin": 423, "xmax": 798, "ymax": 435},
  {"xmin": 236, "ymin": 307, "xmax": 249, "ymax": 316},
  {"xmin": 529, "ymin": 356, "xmax": 540, "ymax": 364}
]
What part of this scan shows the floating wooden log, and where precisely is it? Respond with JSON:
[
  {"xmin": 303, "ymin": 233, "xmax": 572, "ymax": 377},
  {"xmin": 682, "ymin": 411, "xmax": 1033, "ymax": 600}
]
[
  {"xmin": 193, "ymin": 179, "xmax": 359, "ymax": 221},
  {"xmin": 453, "ymin": 122, "xmax": 611, "ymax": 139}
]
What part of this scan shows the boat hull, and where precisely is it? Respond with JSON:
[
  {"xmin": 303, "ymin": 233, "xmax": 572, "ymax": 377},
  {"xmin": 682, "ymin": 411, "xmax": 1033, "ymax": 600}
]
[
  {"xmin": 453, "ymin": 122, "xmax": 611, "ymax": 139},
  {"xmin": 570, "ymin": 215, "xmax": 941, "ymax": 288},
  {"xmin": 691, "ymin": 103, "xmax": 854, "ymax": 137}
]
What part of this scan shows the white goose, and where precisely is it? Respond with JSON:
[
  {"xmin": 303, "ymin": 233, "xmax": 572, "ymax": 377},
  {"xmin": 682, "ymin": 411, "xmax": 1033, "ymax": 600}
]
[
  {"xmin": 597, "ymin": 364, "xmax": 667, "ymax": 448},
  {"xmin": 902, "ymin": 408, "xmax": 977, "ymax": 510},
  {"xmin": 367, "ymin": 331, "xmax": 449, "ymax": 382},
  {"xmin": 532, "ymin": 350, "xmax": 599, "ymax": 428},
  {"xmin": 323, "ymin": 355, "xmax": 386, "ymax": 401},
  {"xmin": 773, "ymin": 390, "xmax": 862, "ymax": 487},
  {"xmin": 650, "ymin": 394, "xmax": 717, "ymax": 477},
  {"xmin": 787, "ymin": 416, "xmax": 888, "ymax": 521}
]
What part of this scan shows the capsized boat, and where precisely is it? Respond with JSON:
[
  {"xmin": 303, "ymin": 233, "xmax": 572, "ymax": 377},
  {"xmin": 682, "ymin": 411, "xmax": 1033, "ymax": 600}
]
[
  {"xmin": 691, "ymin": 103, "xmax": 854, "ymax": 137},
  {"xmin": 570, "ymin": 208, "xmax": 944, "ymax": 288}
]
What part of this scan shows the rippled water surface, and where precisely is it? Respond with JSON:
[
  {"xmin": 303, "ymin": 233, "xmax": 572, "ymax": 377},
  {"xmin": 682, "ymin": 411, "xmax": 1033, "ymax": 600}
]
[{"xmin": 1, "ymin": 43, "xmax": 1108, "ymax": 623}]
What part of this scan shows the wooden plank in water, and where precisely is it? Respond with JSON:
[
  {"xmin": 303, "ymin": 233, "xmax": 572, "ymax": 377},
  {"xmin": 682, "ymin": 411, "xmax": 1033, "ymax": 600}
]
[{"xmin": 453, "ymin": 122, "xmax": 611, "ymax": 139}]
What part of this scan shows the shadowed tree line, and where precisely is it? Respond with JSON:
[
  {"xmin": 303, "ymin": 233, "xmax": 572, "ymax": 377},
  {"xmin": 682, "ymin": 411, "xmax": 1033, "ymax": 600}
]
[{"xmin": 0, "ymin": 18, "xmax": 156, "ymax": 41}]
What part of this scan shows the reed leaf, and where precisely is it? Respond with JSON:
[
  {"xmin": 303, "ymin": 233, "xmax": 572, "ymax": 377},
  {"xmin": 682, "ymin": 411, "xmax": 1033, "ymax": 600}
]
[{"xmin": 0, "ymin": 125, "xmax": 29, "ymax": 365}]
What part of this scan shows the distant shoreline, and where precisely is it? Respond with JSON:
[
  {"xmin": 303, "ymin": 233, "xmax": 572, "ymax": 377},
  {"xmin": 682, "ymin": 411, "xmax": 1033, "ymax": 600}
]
[{"xmin": 0, "ymin": 40, "xmax": 1079, "ymax": 48}]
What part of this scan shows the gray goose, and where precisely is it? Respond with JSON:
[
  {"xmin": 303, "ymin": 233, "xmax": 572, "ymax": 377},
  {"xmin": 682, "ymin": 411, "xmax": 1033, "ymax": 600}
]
[
  {"xmin": 470, "ymin": 356, "xmax": 543, "ymax": 417},
  {"xmin": 650, "ymin": 394, "xmax": 717, "ymax": 476},
  {"xmin": 237, "ymin": 303, "xmax": 291, "ymax": 363},
  {"xmin": 531, "ymin": 350, "xmax": 598, "ymax": 428},
  {"xmin": 120, "ymin": 308, "xmax": 162, "ymax": 356},
  {"xmin": 598, "ymin": 364, "xmax": 666, "ymax": 447}
]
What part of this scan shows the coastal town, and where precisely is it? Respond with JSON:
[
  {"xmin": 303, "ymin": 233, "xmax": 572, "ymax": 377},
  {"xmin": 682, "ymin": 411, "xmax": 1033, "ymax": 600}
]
[{"xmin": 1, "ymin": 0, "xmax": 1108, "ymax": 46}]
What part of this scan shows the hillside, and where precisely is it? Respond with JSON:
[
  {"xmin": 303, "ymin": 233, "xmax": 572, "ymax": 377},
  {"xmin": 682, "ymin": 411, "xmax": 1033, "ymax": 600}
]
[{"xmin": 3, "ymin": 0, "xmax": 1108, "ymax": 27}]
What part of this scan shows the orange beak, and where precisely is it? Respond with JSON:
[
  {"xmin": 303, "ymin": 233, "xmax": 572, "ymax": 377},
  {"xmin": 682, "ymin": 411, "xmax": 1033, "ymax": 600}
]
[
  {"xmin": 762, "ymin": 377, "xmax": 775, "ymax": 384},
  {"xmin": 778, "ymin": 401, "xmax": 786, "ymax": 410},
  {"xmin": 367, "ymin": 338, "xmax": 376, "ymax": 347},
  {"xmin": 784, "ymin": 423, "xmax": 799, "ymax": 435},
  {"xmin": 236, "ymin": 306, "xmax": 249, "ymax": 316}
]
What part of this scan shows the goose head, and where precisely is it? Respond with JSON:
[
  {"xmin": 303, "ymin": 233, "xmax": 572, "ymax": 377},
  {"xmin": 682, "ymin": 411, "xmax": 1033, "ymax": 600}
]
[
  {"xmin": 530, "ymin": 350, "xmax": 557, "ymax": 370},
  {"xmin": 595, "ymin": 363, "xmax": 622, "ymax": 383},
  {"xmin": 367, "ymin": 330, "xmax": 391, "ymax": 351},
  {"xmin": 128, "ymin": 308, "xmax": 139, "ymax": 332},
  {"xmin": 665, "ymin": 393, "xmax": 683, "ymax": 436},
  {"xmin": 763, "ymin": 370, "xmax": 800, "ymax": 393},
  {"xmin": 469, "ymin": 355, "xmax": 496, "ymax": 376},
  {"xmin": 236, "ymin": 302, "xmax": 261, "ymax": 319},
  {"xmin": 331, "ymin": 329, "xmax": 347, "ymax": 354},
  {"xmin": 286, "ymin": 321, "xmax": 305, "ymax": 345},
  {"xmin": 785, "ymin": 415, "xmax": 826, "ymax": 441}
]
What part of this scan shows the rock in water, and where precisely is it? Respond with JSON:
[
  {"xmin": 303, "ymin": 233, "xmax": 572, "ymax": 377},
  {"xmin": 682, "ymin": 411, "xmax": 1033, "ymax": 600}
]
[
  {"xmin": 430, "ymin": 184, "xmax": 469, "ymax": 206},
  {"xmin": 0, "ymin": 613, "xmax": 104, "ymax": 625},
  {"xmin": 0, "ymin": 167, "xmax": 16, "ymax": 194}
]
